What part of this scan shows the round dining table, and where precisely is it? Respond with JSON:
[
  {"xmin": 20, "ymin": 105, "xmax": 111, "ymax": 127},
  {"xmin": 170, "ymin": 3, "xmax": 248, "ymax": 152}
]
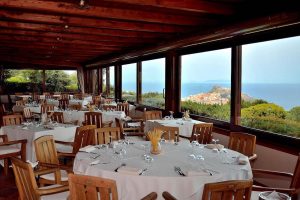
[{"xmin": 73, "ymin": 140, "xmax": 252, "ymax": 200}]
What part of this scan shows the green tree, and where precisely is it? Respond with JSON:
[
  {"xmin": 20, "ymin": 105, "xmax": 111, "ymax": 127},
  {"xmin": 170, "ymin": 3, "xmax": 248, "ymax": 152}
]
[
  {"xmin": 288, "ymin": 106, "xmax": 300, "ymax": 122},
  {"xmin": 45, "ymin": 70, "xmax": 70, "ymax": 92},
  {"xmin": 242, "ymin": 103, "xmax": 286, "ymax": 119}
]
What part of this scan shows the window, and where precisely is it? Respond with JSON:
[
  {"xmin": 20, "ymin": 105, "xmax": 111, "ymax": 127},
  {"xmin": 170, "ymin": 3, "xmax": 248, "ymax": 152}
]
[
  {"xmin": 109, "ymin": 66, "xmax": 115, "ymax": 98},
  {"xmin": 142, "ymin": 58, "xmax": 165, "ymax": 108},
  {"xmin": 181, "ymin": 48, "xmax": 231, "ymax": 121},
  {"xmin": 102, "ymin": 68, "xmax": 106, "ymax": 94},
  {"xmin": 122, "ymin": 63, "xmax": 136, "ymax": 102},
  {"xmin": 241, "ymin": 36, "xmax": 300, "ymax": 138},
  {"xmin": 46, "ymin": 70, "xmax": 78, "ymax": 92}
]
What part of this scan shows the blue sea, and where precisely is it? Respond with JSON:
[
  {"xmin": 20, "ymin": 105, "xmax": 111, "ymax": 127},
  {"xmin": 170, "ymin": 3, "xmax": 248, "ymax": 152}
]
[{"xmin": 122, "ymin": 82, "xmax": 300, "ymax": 110}]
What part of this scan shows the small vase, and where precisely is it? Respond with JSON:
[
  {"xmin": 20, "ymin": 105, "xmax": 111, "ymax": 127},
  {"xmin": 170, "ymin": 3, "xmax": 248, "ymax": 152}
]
[{"xmin": 150, "ymin": 142, "xmax": 161, "ymax": 155}]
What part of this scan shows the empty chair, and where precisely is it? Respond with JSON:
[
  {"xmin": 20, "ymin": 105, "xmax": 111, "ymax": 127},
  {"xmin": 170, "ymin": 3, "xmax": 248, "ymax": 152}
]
[
  {"xmin": 45, "ymin": 94, "xmax": 53, "ymax": 99},
  {"xmin": 73, "ymin": 93, "xmax": 83, "ymax": 100},
  {"xmin": 252, "ymin": 153, "xmax": 300, "ymax": 198},
  {"xmin": 190, "ymin": 123, "xmax": 213, "ymax": 144},
  {"xmin": 103, "ymin": 98, "xmax": 114, "ymax": 104},
  {"xmin": 3, "ymin": 114, "xmax": 23, "ymax": 126},
  {"xmin": 0, "ymin": 135, "xmax": 26, "ymax": 175},
  {"xmin": 32, "ymin": 93, "xmax": 40, "ymax": 101},
  {"xmin": 116, "ymin": 102, "xmax": 129, "ymax": 116},
  {"xmin": 84, "ymin": 112, "xmax": 112, "ymax": 128},
  {"xmin": 34, "ymin": 135, "xmax": 70, "ymax": 186},
  {"xmin": 59, "ymin": 99, "xmax": 69, "ymax": 110},
  {"xmin": 41, "ymin": 104, "xmax": 55, "ymax": 114},
  {"xmin": 68, "ymin": 174, "xmax": 118, "ymax": 200},
  {"xmin": 49, "ymin": 111, "xmax": 64, "ymax": 123},
  {"xmin": 202, "ymin": 180, "xmax": 253, "ymax": 200},
  {"xmin": 11, "ymin": 157, "xmax": 69, "ymax": 200},
  {"xmin": 144, "ymin": 110, "xmax": 162, "ymax": 121},
  {"xmin": 94, "ymin": 127, "xmax": 121, "ymax": 144},
  {"xmin": 69, "ymin": 104, "xmax": 82, "ymax": 111},
  {"xmin": 102, "ymin": 105, "xmax": 116, "ymax": 111},
  {"xmin": 115, "ymin": 118, "xmax": 143, "ymax": 138},
  {"xmin": 23, "ymin": 107, "xmax": 39, "ymax": 121},
  {"xmin": 16, "ymin": 100, "xmax": 25, "ymax": 106},
  {"xmin": 154, "ymin": 126, "xmax": 180, "ymax": 142},
  {"xmin": 228, "ymin": 132, "xmax": 257, "ymax": 161},
  {"xmin": 61, "ymin": 93, "xmax": 70, "ymax": 100}
]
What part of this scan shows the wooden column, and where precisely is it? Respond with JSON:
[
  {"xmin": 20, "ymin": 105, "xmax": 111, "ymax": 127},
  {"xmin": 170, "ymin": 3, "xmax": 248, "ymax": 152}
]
[
  {"xmin": 114, "ymin": 64, "xmax": 122, "ymax": 101},
  {"xmin": 106, "ymin": 67, "xmax": 110, "ymax": 96},
  {"xmin": 230, "ymin": 45, "xmax": 242, "ymax": 128},
  {"xmin": 165, "ymin": 51, "xmax": 181, "ymax": 113},
  {"xmin": 137, "ymin": 61, "xmax": 142, "ymax": 104},
  {"xmin": 42, "ymin": 69, "xmax": 46, "ymax": 93},
  {"xmin": 83, "ymin": 68, "xmax": 88, "ymax": 93},
  {"xmin": 97, "ymin": 68, "xmax": 103, "ymax": 95}
]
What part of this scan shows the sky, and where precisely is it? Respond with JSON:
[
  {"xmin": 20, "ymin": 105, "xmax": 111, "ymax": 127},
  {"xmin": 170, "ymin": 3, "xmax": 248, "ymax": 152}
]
[{"xmin": 121, "ymin": 35, "xmax": 300, "ymax": 85}]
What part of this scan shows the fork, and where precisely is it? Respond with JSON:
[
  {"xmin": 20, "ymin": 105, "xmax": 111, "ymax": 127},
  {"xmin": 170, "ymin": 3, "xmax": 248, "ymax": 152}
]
[
  {"xmin": 174, "ymin": 166, "xmax": 186, "ymax": 176},
  {"xmin": 139, "ymin": 168, "xmax": 148, "ymax": 175}
]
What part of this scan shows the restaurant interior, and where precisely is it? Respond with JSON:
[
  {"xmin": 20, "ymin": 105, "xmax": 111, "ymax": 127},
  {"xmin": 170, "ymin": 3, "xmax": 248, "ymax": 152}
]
[{"xmin": 0, "ymin": 0, "xmax": 299, "ymax": 200}]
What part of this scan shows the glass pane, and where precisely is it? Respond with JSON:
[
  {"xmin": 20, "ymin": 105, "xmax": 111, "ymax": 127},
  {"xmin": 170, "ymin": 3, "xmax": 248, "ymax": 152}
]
[
  {"xmin": 142, "ymin": 58, "xmax": 165, "ymax": 109},
  {"xmin": 109, "ymin": 66, "xmax": 115, "ymax": 98},
  {"xmin": 122, "ymin": 63, "xmax": 136, "ymax": 102},
  {"xmin": 242, "ymin": 36, "xmax": 300, "ymax": 138},
  {"xmin": 181, "ymin": 48, "xmax": 231, "ymax": 121}
]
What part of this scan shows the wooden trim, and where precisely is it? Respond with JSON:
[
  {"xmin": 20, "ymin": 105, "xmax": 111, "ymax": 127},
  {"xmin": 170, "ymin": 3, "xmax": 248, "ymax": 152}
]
[{"xmin": 137, "ymin": 61, "xmax": 142, "ymax": 104}]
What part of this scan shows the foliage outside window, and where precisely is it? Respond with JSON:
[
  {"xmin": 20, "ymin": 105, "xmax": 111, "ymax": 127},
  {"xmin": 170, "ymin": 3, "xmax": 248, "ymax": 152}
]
[
  {"xmin": 46, "ymin": 70, "xmax": 78, "ymax": 92},
  {"xmin": 102, "ymin": 68, "xmax": 106, "ymax": 94},
  {"xmin": 109, "ymin": 66, "xmax": 115, "ymax": 98},
  {"xmin": 241, "ymin": 36, "xmax": 300, "ymax": 138},
  {"xmin": 122, "ymin": 63, "xmax": 136, "ymax": 102},
  {"xmin": 142, "ymin": 58, "xmax": 165, "ymax": 109},
  {"xmin": 181, "ymin": 48, "xmax": 231, "ymax": 121}
]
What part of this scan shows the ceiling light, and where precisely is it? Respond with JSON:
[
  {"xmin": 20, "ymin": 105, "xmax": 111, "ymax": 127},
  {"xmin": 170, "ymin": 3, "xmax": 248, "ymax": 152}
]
[
  {"xmin": 64, "ymin": 25, "xmax": 69, "ymax": 29},
  {"xmin": 79, "ymin": 0, "xmax": 85, "ymax": 7}
]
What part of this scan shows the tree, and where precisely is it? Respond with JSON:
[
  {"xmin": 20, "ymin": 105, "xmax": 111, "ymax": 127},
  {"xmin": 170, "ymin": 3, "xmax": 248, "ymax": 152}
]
[
  {"xmin": 45, "ymin": 70, "xmax": 70, "ymax": 92},
  {"xmin": 288, "ymin": 106, "xmax": 300, "ymax": 122},
  {"xmin": 242, "ymin": 103, "xmax": 287, "ymax": 119}
]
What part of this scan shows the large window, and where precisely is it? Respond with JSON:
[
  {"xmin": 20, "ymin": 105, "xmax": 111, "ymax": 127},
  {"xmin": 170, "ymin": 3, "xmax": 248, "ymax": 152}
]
[
  {"xmin": 181, "ymin": 48, "xmax": 231, "ymax": 121},
  {"xmin": 241, "ymin": 36, "xmax": 300, "ymax": 138},
  {"xmin": 109, "ymin": 66, "xmax": 115, "ymax": 98},
  {"xmin": 102, "ymin": 68, "xmax": 106, "ymax": 94},
  {"xmin": 142, "ymin": 58, "xmax": 165, "ymax": 108},
  {"xmin": 122, "ymin": 63, "xmax": 136, "ymax": 102}
]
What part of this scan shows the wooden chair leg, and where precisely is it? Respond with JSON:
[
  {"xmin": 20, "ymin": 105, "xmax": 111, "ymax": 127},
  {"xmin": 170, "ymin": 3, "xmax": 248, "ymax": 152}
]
[{"xmin": 4, "ymin": 158, "xmax": 9, "ymax": 175}]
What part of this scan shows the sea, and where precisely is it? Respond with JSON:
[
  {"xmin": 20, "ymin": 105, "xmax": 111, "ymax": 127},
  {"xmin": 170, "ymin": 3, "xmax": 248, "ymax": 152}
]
[{"xmin": 122, "ymin": 82, "xmax": 300, "ymax": 110}]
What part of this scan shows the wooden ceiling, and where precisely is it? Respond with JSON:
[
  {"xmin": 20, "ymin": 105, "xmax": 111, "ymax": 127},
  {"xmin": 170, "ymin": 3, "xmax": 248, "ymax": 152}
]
[{"xmin": 0, "ymin": 0, "xmax": 298, "ymax": 69}]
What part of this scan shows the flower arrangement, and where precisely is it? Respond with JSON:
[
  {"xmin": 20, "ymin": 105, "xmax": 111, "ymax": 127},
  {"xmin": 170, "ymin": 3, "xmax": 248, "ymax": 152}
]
[
  {"xmin": 183, "ymin": 110, "xmax": 190, "ymax": 120},
  {"xmin": 147, "ymin": 129, "xmax": 163, "ymax": 154}
]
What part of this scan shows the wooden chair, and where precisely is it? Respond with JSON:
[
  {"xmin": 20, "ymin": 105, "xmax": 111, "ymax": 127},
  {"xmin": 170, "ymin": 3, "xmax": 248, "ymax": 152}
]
[
  {"xmin": 68, "ymin": 174, "xmax": 118, "ymax": 200},
  {"xmin": 16, "ymin": 100, "xmax": 25, "ymax": 106},
  {"xmin": 190, "ymin": 123, "xmax": 213, "ymax": 144},
  {"xmin": 11, "ymin": 157, "xmax": 69, "ymax": 200},
  {"xmin": 92, "ymin": 95, "xmax": 102, "ymax": 106},
  {"xmin": 102, "ymin": 104, "xmax": 116, "ymax": 111},
  {"xmin": 116, "ymin": 102, "xmax": 129, "ymax": 116},
  {"xmin": 252, "ymin": 153, "xmax": 300, "ymax": 198},
  {"xmin": 202, "ymin": 180, "xmax": 253, "ymax": 200},
  {"xmin": 228, "ymin": 132, "xmax": 257, "ymax": 161},
  {"xmin": 94, "ymin": 127, "xmax": 121, "ymax": 144},
  {"xmin": 0, "ymin": 135, "xmax": 27, "ymax": 175},
  {"xmin": 59, "ymin": 99, "xmax": 69, "ymax": 110},
  {"xmin": 141, "ymin": 192, "xmax": 158, "ymax": 200},
  {"xmin": 69, "ymin": 104, "xmax": 82, "ymax": 111},
  {"xmin": 45, "ymin": 94, "xmax": 53, "ymax": 99},
  {"xmin": 115, "ymin": 118, "xmax": 144, "ymax": 138},
  {"xmin": 3, "ymin": 114, "xmax": 23, "ymax": 126},
  {"xmin": 32, "ymin": 93, "xmax": 40, "ymax": 102},
  {"xmin": 154, "ymin": 126, "xmax": 180, "ymax": 142},
  {"xmin": 73, "ymin": 93, "xmax": 83, "ymax": 100},
  {"xmin": 144, "ymin": 110, "xmax": 162, "ymax": 121},
  {"xmin": 23, "ymin": 107, "xmax": 40, "ymax": 121},
  {"xmin": 84, "ymin": 112, "xmax": 113, "ymax": 128},
  {"xmin": 60, "ymin": 93, "xmax": 70, "ymax": 100},
  {"xmin": 41, "ymin": 104, "xmax": 55, "ymax": 114},
  {"xmin": 103, "ymin": 98, "xmax": 114, "ymax": 104},
  {"xmin": 34, "ymin": 135, "xmax": 71, "ymax": 186},
  {"xmin": 49, "ymin": 111, "xmax": 64, "ymax": 123}
]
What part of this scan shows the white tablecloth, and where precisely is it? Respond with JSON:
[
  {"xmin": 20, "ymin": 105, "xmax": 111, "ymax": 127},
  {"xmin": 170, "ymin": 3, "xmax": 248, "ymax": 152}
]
[
  {"xmin": 2, "ymin": 124, "xmax": 77, "ymax": 162},
  {"xmin": 73, "ymin": 141, "xmax": 252, "ymax": 200},
  {"xmin": 145, "ymin": 119, "xmax": 205, "ymax": 137}
]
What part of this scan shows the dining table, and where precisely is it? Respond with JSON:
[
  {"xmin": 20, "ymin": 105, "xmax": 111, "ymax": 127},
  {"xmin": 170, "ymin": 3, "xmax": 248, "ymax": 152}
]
[{"xmin": 73, "ymin": 140, "xmax": 252, "ymax": 200}]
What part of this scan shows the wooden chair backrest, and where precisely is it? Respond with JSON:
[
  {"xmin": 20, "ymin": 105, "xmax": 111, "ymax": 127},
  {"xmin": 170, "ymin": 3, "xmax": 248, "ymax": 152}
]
[
  {"xmin": 154, "ymin": 126, "xmax": 179, "ymax": 142},
  {"xmin": 94, "ymin": 127, "xmax": 121, "ymax": 144},
  {"xmin": 41, "ymin": 104, "xmax": 55, "ymax": 114},
  {"xmin": 49, "ymin": 112, "xmax": 64, "ymax": 123},
  {"xmin": 92, "ymin": 96, "xmax": 101, "ymax": 105},
  {"xmin": 228, "ymin": 132, "xmax": 256, "ymax": 157},
  {"xmin": 84, "ymin": 112, "xmax": 103, "ymax": 128},
  {"xmin": 45, "ymin": 94, "xmax": 52, "ymax": 99},
  {"xmin": 68, "ymin": 174, "xmax": 118, "ymax": 200},
  {"xmin": 72, "ymin": 125, "xmax": 97, "ymax": 154},
  {"xmin": 32, "ymin": 94, "xmax": 40, "ymax": 101},
  {"xmin": 202, "ymin": 180, "xmax": 253, "ymax": 200},
  {"xmin": 190, "ymin": 123, "xmax": 213, "ymax": 144},
  {"xmin": 144, "ymin": 111, "xmax": 162, "ymax": 121},
  {"xmin": 11, "ymin": 157, "xmax": 39, "ymax": 200},
  {"xmin": 69, "ymin": 104, "xmax": 82, "ymax": 111},
  {"xmin": 291, "ymin": 154, "xmax": 300, "ymax": 189},
  {"xmin": 116, "ymin": 103, "xmax": 129, "ymax": 116},
  {"xmin": 59, "ymin": 99, "xmax": 69, "ymax": 110},
  {"xmin": 102, "ymin": 105, "xmax": 116, "ymax": 111},
  {"xmin": 115, "ymin": 118, "xmax": 125, "ymax": 139},
  {"xmin": 16, "ymin": 100, "xmax": 25, "ymax": 106},
  {"xmin": 3, "ymin": 114, "xmax": 23, "ymax": 126},
  {"xmin": 23, "ymin": 107, "xmax": 32, "ymax": 118},
  {"xmin": 61, "ymin": 94, "xmax": 70, "ymax": 100},
  {"xmin": 43, "ymin": 92, "xmax": 50, "ymax": 96},
  {"xmin": 34, "ymin": 135, "xmax": 59, "ymax": 165},
  {"xmin": 73, "ymin": 93, "xmax": 83, "ymax": 100},
  {"xmin": 103, "ymin": 98, "xmax": 113, "ymax": 104}
]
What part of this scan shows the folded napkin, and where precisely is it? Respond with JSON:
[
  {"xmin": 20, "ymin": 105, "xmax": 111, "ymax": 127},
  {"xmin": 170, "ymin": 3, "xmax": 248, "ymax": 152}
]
[
  {"xmin": 186, "ymin": 170, "xmax": 210, "ymax": 176},
  {"xmin": 117, "ymin": 166, "xmax": 142, "ymax": 175},
  {"xmin": 22, "ymin": 126, "xmax": 29, "ymax": 130},
  {"xmin": 259, "ymin": 191, "xmax": 289, "ymax": 200},
  {"xmin": 205, "ymin": 144, "xmax": 224, "ymax": 150},
  {"xmin": 79, "ymin": 145, "xmax": 97, "ymax": 153},
  {"xmin": 27, "ymin": 160, "xmax": 39, "ymax": 168},
  {"xmin": 122, "ymin": 116, "xmax": 132, "ymax": 121},
  {"xmin": 238, "ymin": 155, "xmax": 248, "ymax": 165}
]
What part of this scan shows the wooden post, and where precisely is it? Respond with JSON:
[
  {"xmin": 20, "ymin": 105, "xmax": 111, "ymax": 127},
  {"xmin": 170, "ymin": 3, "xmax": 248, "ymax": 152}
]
[
  {"xmin": 97, "ymin": 68, "xmax": 103, "ymax": 95},
  {"xmin": 137, "ymin": 61, "xmax": 142, "ymax": 104},
  {"xmin": 114, "ymin": 64, "xmax": 122, "ymax": 101},
  {"xmin": 230, "ymin": 45, "xmax": 242, "ymax": 128},
  {"xmin": 42, "ymin": 69, "xmax": 46, "ymax": 93},
  {"xmin": 106, "ymin": 67, "xmax": 110, "ymax": 96}
]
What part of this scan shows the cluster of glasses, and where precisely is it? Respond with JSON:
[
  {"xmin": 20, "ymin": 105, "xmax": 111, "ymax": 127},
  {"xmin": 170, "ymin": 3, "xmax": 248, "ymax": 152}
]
[
  {"xmin": 141, "ymin": 143, "xmax": 154, "ymax": 164},
  {"xmin": 189, "ymin": 133, "xmax": 204, "ymax": 160}
]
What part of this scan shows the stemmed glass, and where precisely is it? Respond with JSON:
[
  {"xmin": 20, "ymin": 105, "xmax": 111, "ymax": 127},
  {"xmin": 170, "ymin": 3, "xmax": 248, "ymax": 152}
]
[
  {"xmin": 189, "ymin": 133, "xmax": 199, "ymax": 159},
  {"xmin": 141, "ymin": 143, "xmax": 149, "ymax": 158}
]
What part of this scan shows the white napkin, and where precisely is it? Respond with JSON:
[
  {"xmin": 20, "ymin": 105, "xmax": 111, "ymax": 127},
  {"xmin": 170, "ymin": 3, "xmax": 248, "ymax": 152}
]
[
  {"xmin": 205, "ymin": 144, "xmax": 224, "ymax": 150},
  {"xmin": 79, "ymin": 145, "xmax": 96, "ymax": 153},
  {"xmin": 260, "ymin": 191, "xmax": 287, "ymax": 200},
  {"xmin": 26, "ymin": 160, "xmax": 39, "ymax": 168},
  {"xmin": 186, "ymin": 170, "xmax": 210, "ymax": 176},
  {"xmin": 89, "ymin": 160, "xmax": 100, "ymax": 165},
  {"xmin": 117, "ymin": 166, "xmax": 142, "ymax": 175},
  {"xmin": 238, "ymin": 155, "xmax": 248, "ymax": 165},
  {"xmin": 22, "ymin": 126, "xmax": 29, "ymax": 130}
]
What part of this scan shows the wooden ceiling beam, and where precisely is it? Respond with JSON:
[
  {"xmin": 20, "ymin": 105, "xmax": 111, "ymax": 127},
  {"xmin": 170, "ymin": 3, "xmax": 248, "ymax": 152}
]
[
  {"xmin": 0, "ymin": 0, "xmax": 212, "ymax": 25},
  {"xmin": 0, "ymin": 10, "xmax": 188, "ymax": 33},
  {"xmin": 1, "ymin": 62, "xmax": 77, "ymax": 70},
  {"xmin": 93, "ymin": 0, "xmax": 235, "ymax": 15}
]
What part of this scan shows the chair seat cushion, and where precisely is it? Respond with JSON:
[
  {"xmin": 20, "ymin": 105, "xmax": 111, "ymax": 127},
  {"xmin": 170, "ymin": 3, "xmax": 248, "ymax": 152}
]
[
  {"xmin": 0, "ymin": 146, "xmax": 20, "ymax": 155},
  {"xmin": 40, "ymin": 170, "xmax": 69, "ymax": 181},
  {"xmin": 40, "ymin": 184, "xmax": 69, "ymax": 200}
]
